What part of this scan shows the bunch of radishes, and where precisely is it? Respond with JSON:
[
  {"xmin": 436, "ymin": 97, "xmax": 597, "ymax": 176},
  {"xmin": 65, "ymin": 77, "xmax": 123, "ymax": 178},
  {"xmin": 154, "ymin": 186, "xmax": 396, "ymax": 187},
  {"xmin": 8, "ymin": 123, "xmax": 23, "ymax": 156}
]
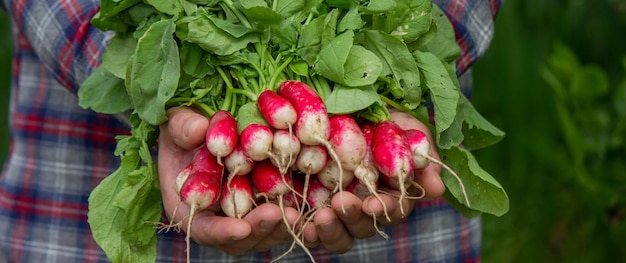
[{"xmin": 170, "ymin": 80, "xmax": 468, "ymax": 261}]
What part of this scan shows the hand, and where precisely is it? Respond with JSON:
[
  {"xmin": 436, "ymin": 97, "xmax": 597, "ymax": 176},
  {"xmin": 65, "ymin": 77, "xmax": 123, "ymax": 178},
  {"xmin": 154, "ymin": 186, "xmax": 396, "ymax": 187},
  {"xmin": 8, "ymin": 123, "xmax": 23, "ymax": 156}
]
[
  {"xmin": 157, "ymin": 107, "xmax": 300, "ymax": 256},
  {"xmin": 301, "ymin": 110, "xmax": 445, "ymax": 254}
]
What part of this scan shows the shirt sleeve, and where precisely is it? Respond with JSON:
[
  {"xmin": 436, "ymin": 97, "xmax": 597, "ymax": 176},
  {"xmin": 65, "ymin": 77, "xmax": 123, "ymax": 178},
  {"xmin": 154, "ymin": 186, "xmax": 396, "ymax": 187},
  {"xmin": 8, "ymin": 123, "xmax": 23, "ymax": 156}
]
[
  {"xmin": 4, "ymin": 0, "xmax": 111, "ymax": 94},
  {"xmin": 433, "ymin": 0, "xmax": 502, "ymax": 75}
]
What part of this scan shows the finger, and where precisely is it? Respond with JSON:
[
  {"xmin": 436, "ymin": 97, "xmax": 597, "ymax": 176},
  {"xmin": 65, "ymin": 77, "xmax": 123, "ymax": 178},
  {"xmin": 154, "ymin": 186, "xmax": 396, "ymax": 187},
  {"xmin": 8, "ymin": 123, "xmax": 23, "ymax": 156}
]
[
  {"xmin": 165, "ymin": 107, "xmax": 209, "ymax": 150},
  {"xmin": 219, "ymin": 203, "xmax": 284, "ymax": 255},
  {"xmin": 314, "ymin": 207, "xmax": 353, "ymax": 254},
  {"xmin": 363, "ymin": 186, "xmax": 417, "ymax": 226},
  {"xmin": 254, "ymin": 205, "xmax": 303, "ymax": 251},
  {"xmin": 301, "ymin": 218, "xmax": 320, "ymax": 248},
  {"xmin": 414, "ymin": 151, "xmax": 445, "ymax": 198},
  {"xmin": 186, "ymin": 209, "xmax": 252, "ymax": 248},
  {"xmin": 331, "ymin": 192, "xmax": 377, "ymax": 239}
]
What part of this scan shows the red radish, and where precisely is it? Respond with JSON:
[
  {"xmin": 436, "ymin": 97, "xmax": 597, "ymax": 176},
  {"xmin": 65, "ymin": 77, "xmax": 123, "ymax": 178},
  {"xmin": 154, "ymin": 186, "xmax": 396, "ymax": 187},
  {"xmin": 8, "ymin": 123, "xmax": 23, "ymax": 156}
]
[
  {"xmin": 224, "ymin": 143, "xmax": 255, "ymax": 178},
  {"xmin": 271, "ymin": 129, "xmax": 301, "ymax": 174},
  {"xmin": 317, "ymin": 160, "xmax": 355, "ymax": 192},
  {"xmin": 404, "ymin": 129, "xmax": 431, "ymax": 169},
  {"xmin": 404, "ymin": 129, "xmax": 470, "ymax": 206},
  {"xmin": 277, "ymin": 80, "xmax": 344, "ymax": 210},
  {"xmin": 372, "ymin": 120, "xmax": 413, "ymax": 216},
  {"xmin": 277, "ymin": 80, "xmax": 330, "ymax": 146},
  {"xmin": 327, "ymin": 114, "xmax": 366, "ymax": 211},
  {"xmin": 175, "ymin": 163, "xmax": 193, "ymax": 196},
  {"xmin": 178, "ymin": 146, "xmax": 224, "ymax": 263},
  {"xmin": 345, "ymin": 178, "xmax": 372, "ymax": 200},
  {"xmin": 305, "ymin": 175, "xmax": 332, "ymax": 209},
  {"xmin": 220, "ymin": 175, "xmax": 254, "ymax": 218},
  {"xmin": 251, "ymin": 159, "xmax": 293, "ymax": 200},
  {"xmin": 295, "ymin": 145, "xmax": 328, "ymax": 175},
  {"xmin": 239, "ymin": 123, "xmax": 275, "ymax": 161},
  {"xmin": 257, "ymin": 89, "xmax": 297, "ymax": 130},
  {"xmin": 353, "ymin": 121, "xmax": 390, "ymax": 221},
  {"xmin": 205, "ymin": 110, "xmax": 238, "ymax": 163},
  {"xmin": 283, "ymin": 172, "xmax": 304, "ymax": 209},
  {"xmin": 251, "ymin": 160, "xmax": 314, "ymax": 262},
  {"xmin": 329, "ymin": 115, "xmax": 366, "ymax": 171},
  {"xmin": 155, "ymin": 163, "xmax": 193, "ymax": 233},
  {"xmin": 345, "ymin": 177, "xmax": 390, "ymax": 240}
]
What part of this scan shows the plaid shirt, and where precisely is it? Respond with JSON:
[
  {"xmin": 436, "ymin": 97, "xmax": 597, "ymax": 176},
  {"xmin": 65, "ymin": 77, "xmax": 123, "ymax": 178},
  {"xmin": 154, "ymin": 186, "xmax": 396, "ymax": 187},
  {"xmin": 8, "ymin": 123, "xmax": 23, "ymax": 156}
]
[{"xmin": 0, "ymin": 0, "xmax": 500, "ymax": 262}]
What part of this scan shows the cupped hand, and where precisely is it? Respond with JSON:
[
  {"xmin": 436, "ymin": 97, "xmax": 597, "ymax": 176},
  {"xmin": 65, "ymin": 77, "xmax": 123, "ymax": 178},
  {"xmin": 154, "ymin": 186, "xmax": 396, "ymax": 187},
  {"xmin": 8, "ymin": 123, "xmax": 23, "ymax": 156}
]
[
  {"xmin": 157, "ymin": 107, "xmax": 299, "ymax": 256},
  {"xmin": 301, "ymin": 110, "xmax": 446, "ymax": 254}
]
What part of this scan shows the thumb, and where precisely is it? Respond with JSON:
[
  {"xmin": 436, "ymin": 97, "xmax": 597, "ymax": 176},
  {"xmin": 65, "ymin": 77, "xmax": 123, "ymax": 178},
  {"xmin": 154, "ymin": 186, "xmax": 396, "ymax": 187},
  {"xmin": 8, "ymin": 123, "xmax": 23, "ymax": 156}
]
[{"xmin": 163, "ymin": 107, "xmax": 210, "ymax": 150}]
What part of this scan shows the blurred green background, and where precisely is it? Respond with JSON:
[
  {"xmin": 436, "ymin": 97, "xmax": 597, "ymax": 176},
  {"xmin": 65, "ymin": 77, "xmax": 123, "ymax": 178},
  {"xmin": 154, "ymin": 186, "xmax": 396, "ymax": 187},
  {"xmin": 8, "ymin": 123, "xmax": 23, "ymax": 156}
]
[{"xmin": 1, "ymin": 1, "xmax": 625, "ymax": 262}]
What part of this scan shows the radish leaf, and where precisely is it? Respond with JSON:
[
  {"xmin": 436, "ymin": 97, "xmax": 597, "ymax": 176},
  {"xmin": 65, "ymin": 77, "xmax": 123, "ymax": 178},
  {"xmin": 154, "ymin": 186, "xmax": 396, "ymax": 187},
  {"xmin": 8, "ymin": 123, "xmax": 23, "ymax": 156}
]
[{"xmin": 126, "ymin": 19, "xmax": 179, "ymax": 126}]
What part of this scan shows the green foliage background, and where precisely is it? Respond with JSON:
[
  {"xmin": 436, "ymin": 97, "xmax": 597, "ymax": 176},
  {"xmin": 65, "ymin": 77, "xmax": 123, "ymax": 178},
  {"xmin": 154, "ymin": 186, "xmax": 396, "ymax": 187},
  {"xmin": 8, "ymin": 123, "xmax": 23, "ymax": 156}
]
[{"xmin": 1, "ymin": 0, "xmax": 625, "ymax": 262}]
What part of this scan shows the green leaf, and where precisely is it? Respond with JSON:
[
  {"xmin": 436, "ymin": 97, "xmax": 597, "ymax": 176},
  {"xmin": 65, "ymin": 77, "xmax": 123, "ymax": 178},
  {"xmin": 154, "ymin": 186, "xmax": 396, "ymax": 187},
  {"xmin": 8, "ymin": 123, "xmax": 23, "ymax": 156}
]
[
  {"xmin": 176, "ymin": 11, "xmax": 259, "ymax": 56},
  {"xmin": 413, "ymin": 50, "xmax": 459, "ymax": 133},
  {"xmin": 441, "ymin": 146, "xmax": 510, "ymax": 216},
  {"xmin": 126, "ymin": 19, "xmax": 180, "ymax": 125},
  {"xmin": 438, "ymin": 98, "xmax": 464, "ymax": 149},
  {"xmin": 78, "ymin": 66, "xmax": 132, "ymax": 114},
  {"xmin": 102, "ymin": 33, "xmax": 137, "ymax": 79},
  {"xmin": 337, "ymin": 7, "xmax": 363, "ymax": 33},
  {"xmin": 315, "ymin": 31, "xmax": 382, "ymax": 87},
  {"xmin": 87, "ymin": 167, "xmax": 158, "ymax": 263},
  {"xmin": 460, "ymin": 95, "xmax": 506, "ymax": 150},
  {"xmin": 180, "ymin": 42, "xmax": 215, "ymax": 78},
  {"xmin": 238, "ymin": 0, "xmax": 283, "ymax": 27},
  {"xmin": 389, "ymin": 0, "xmax": 432, "ymax": 43},
  {"xmin": 360, "ymin": 30, "xmax": 421, "ymax": 102},
  {"xmin": 360, "ymin": 0, "xmax": 396, "ymax": 13},
  {"xmin": 144, "ymin": 0, "xmax": 183, "ymax": 16},
  {"xmin": 419, "ymin": 5, "xmax": 460, "ymax": 63},
  {"xmin": 324, "ymin": 84, "xmax": 383, "ymax": 114},
  {"xmin": 236, "ymin": 102, "xmax": 269, "ymax": 133},
  {"xmin": 99, "ymin": 0, "xmax": 142, "ymax": 18}
]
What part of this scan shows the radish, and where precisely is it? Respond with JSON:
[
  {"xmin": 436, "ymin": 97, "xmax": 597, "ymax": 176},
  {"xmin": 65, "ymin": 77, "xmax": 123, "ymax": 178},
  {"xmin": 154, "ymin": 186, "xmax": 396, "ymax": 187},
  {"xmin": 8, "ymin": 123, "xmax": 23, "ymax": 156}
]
[
  {"xmin": 283, "ymin": 172, "xmax": 304, "ymax": 209},
  {"xmin": 353, "ymin": 121, "xmax": 390, "ymax": 221},
  {"xmin": 224, "ymin": 143, "xmax": 255, "ymax": 179},
  {"xmin": 277, "ymin": 80, "xmax": 330, "ymax": 146},
  {"xmin": 250, "ymin": 160, "xmax": 314, "ymax": 262},
  {"xmin": 305, "ymin": 175, "xmax": 332, "ymax": 209},
  {"xmin": 344, "ymin": 178, "xmax": 390, "ymax": 240},
  {"xmin": 277, "ymin": 80, "xmax": 344, "ymax": 211},
  {"xmin": 178, "ymin": 146, "xmax": 224, "ymax": 263},
  {"xmin": 295, "ymin": 145, "xmax": 328, "ymax": 175},
  {"xmin": 404, "ymin": 129, "xmax": 470, "ymax": 206},
  {"xmin": 372, "ymin": 120, "xmax": 413, "ymax": 216},
  {"xmin": 220, "ymin": 174, "xmax": 254, "ymax": 219},
  {"xmin": 239, "ymin": 123, "xmax": 275, "ymax": 161},
  {"xmin": 329, "ymin": 115, "xmax": 366, "ymax": 171},
  {"xmin": 317, "ymin": 160, "xmax": 355, "ymax": 193},
  {"xmin": 271, "ymin": 129, "xmax": 301, "ymax": 175},
  {"xmin": 205, "ymin": 110, "xmax": 238, "ymax": 164},
  {"xmin": 345, "ymin": 178, "xmax": 372, "ymax": 201},
  {"xmin": 251, "ymin": 159, "xmax": 293, "ymax": 201},
  {"xmin": 257, "ymin": 89, "xmax": 297, "ymax": 130},
  {"xmin": 404, "ymin": 129, "xmax": 431, "ymax": 169}
]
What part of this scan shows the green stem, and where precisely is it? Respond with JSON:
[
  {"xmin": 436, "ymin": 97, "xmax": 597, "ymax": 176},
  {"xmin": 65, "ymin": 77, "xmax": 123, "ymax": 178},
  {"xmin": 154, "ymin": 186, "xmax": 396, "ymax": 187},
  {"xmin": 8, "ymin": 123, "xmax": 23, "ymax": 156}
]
[
  {"xmin": 379, "ymin": 95, "xmax": 433, "ymax": 130},
  {"xmin": 217, "ymin": 67, "xmax": 257, "ymax": 102},
  {"xmin": 268, "ymin": 55, "xmax": 294, "ymax": 91}
]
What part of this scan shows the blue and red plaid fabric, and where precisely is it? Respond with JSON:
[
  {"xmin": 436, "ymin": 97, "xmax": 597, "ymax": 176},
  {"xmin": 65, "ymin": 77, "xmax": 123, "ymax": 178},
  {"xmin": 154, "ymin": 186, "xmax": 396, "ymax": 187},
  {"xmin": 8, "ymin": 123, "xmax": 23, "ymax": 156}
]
[{"xmin": 0, "ymin": 0, "xmax": 500, "ymax": 262}]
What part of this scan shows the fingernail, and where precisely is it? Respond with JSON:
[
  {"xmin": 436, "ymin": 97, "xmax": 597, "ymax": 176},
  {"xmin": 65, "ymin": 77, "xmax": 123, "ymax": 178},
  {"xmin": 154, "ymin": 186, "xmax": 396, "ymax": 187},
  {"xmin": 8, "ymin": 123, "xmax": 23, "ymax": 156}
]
[
  {"xmin": 336, "ymin": 205, "xmax": 355, "ymax": 216},
  {"xmin": 183, "ymin": 117, "xmax": 201, "ymax": 138},
  {"xmin": 319, "ymin": 220, "xmax": 336, "ymax": 233},
  {"xmin": 305, "ymin": 235, "xmax": 318, "ymax": 244},
  {"xmin": 231, "ymin": 233, "xmax": 246, "ymax": 241}
]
